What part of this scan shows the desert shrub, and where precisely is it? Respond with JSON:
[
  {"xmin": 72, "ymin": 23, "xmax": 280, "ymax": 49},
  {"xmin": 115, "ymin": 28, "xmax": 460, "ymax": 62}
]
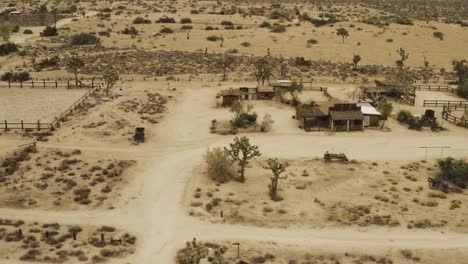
[
  {"xmin": 438, "ymin": 158, "xmax": 468, "ymax": 188},
  {"xmin": 397, "ymin": 110, "xmax": 422, "ymax": 130},
  {"xmin": 34, "ymin": 56, "xmax": 60, "ymax": 71},
  {"xmin": 0, "ymin": 42, "xmax": 18, "ymax": 56},
  {"xmin": 70, "ymin": 33, "xmax": 100, "ymax": 45},
  {"xmin": 160, "ymin": 27, "xmax": 174, "ymax": 34},
  {"xmin": 294, "ymin": 57, "xmax": 312, "ymax": 66},
  {"xmin": 457, "ymin": 82, "xmax": 468, "ymax": 99},
  {"xmin": 270, "ymin": 25, "xmax": 286, "ymax": 33},
  {"xmin": 205, "ymin": 148, "xmax": 233, "ymax": 183},
  {"xmin": 40, "ymin": 26, "xmax": 58, "ymax": 37},
  {"xmin": 307, "ymin": 38, "xmax": 318, "ymax": 45},
  {"xmin": 12, "ymin": 25, "xmax": 19, "ymax": 33},
  {"xmin": 190, "ymin": 10, "xmax": 199, "ymax": 14},
  {"xmin": 133, "ymin": 17, "xmax": 151, "ymax": 24},
  {"xmin": 226, "ymin": 48, "xmax": 238, "ymax": 54},
  {"xmin": 23, "ymin": 29, "xmax": 33, "ymax": 34},
  {"xmin": 241, "ymin": 41, "xmax": 251, "ymax": 47},
  {"xmin": 433, "ymin": 31, "xmax": 444, "ymax": 40},
  {"xmin": 1, "ymin": 71, "xmax": 30, "ymax": 82},
  {"xmin": 206, "ymin": 35, "xmax": 221, "ymax": 41},
  {"xmin": 394, "ymin": 17, "xmax": 414, "ymax": 25},
  {"xmin": 181, "ymin": 25, "xmax": 193, "ymax": 30},
  {"xmin": 260, "ymin": 114, "xmax": 274, "ymax": 132},
  {"xmin": 98, "ymin": 31, "xmax": 110, "ymax": 37},
  {"xmin": 122, "ymin": 26, "xmax": 138, "ymax": 36},
  {"xmin": 180, "ymin": 17, "xmax": 192, "ymax": 24},
  {"xmin": 156, "ymin": 16, "xmax": 176, "ymax": 23},
  {"xmin": 205, "ymin": 26, "xmax": 217, "ymax": 30},
  {"xmin": 259, "ymin": 21, "xmax": 271, "ymax": 28},
  {"xmin": 221, "ymin": 20, "xmax": 233, "ymax": 26},
  {"xmin": 397, "ymin": 110, "xmax": 413, "ymax": 123},
  {"xmin": 224, "ymin": 25, "xmax": 235, "ymax": 30}
]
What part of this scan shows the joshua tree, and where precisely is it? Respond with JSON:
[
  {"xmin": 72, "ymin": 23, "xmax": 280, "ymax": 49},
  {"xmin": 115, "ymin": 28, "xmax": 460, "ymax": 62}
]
[
  {"xmin": 336, "ymin": 27, "xmax": 349, "ymax": 43},
  {"xmin": 253, "ymin": 57, "xmax": 273, "ymax": 85},
  {"xmin": 66, "ymin": 56, "xmax": 85, "ymax": 86},
  {"xmin": 396, "ymin": 48, "xmax": 409, "ymax": 69},
  {"xmin": 352, "ymin": 54, "xmax": 361, "ymax": 70},
  {"xmin": 267, "ymin": 158, "xmax": 287, "ymax": 200},
  {"xmin": 225, "ymin": 136, "xmax": 261, "ymax": 182},
  {"xmin": 452, "ymin": 59, "xmax": 468, "ymax": 85},
  {"xmin": 103, "ymin": 70, "xmax": 119, "ymax": 96},
  {"xmin": 217, "ymin": 55, "xmax": 235, "ymax": 81}
]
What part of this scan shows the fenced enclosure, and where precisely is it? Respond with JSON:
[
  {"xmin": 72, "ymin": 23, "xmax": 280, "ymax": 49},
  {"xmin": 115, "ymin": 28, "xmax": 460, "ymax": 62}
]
[
  {"xmin": 414, "ymin": 84, "xmax": 456, "ymax": 93},
  {"xmin": 423, "ymin": 100, "xmax": 468, "ymax": 107},
  {"xmin": 0, "ymin": 79, "xmax": 97, "ymax": 89},
  {"xmin": 2, "ymin": 85, "xmax": 99, "ymax": 132},
  {"xmin": 442, "ymin": 105, "xmax": 468, "ymax": 128}
]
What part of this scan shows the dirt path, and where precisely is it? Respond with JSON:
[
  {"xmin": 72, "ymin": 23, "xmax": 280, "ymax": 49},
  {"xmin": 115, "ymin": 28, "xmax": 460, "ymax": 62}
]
[{"xmin": 2, "ymin": 86, "xmax": 468, "ymax": 263}]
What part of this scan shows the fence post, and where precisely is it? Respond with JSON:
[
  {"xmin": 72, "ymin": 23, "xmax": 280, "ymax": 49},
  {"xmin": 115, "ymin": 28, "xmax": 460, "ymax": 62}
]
[
  {"xmin": 31, "ymin": 80, "xmax": 34, "ymax": 88},
  {"xmin": 4, "ymin": 120, "xmax": 7, "ymax": 131},
  {"xmin": 43, "ymin": 80, "xmax": 46, "ymax": 88},
  {"xmin": 37, "ymin": 120, "xmax": 40, "ymax": 131},
  {"xmin": 20, "ymin": 81, "xmax": 23, "ymax": 88},
  {"xmin": 55, "ymin": 80, "xmax": 58, "ymax": 88},
  {"xmin": 21, "ymin": 120, "xmax": 23, "ymax": 130},
  {"xmin": 8, "ymin": 80, "xmax": 10, "ymax": 88},
  {"xmin": 67, "ymin": 81, "xmax": 70, "ymax": 89}
]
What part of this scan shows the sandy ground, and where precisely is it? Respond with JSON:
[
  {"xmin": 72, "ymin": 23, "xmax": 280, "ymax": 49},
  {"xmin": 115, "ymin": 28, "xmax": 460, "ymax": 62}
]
[
  {"xmin": 1, "ymin": 82, "xmax": 468, "ymax": 264},
  {"xmin": 0, "ymin": 1, "xmax": 468, "ymax": 263},
  {"xmin": 0, "ymin": 88, "xmax": 88, "ymax": 123}
]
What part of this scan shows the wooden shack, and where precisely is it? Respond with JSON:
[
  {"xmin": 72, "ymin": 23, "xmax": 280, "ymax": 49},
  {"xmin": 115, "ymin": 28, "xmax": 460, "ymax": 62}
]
[
  {"xmin": 257, "ymin": 85, "xmax": 276, "ymax": 100},
  {"xmin": 296, "ymin": 105, "xmax": 328, "ymax": 131},
  {"xmin": 217, "ymin": 88, "xmax": 242, "ymax": 107},
  {"xmin": 358, "ymin": 103, "xmax": 382, "ymax": 127},
  {"xmin": 329, "ymin": 103, "xmax": 364, "ymax": 132}
]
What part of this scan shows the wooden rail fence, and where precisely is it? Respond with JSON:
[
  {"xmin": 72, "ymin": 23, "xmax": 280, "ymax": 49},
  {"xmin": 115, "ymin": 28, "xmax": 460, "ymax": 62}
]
[
  {"xmin": 442, "ymin": 105, "xmax": 468, "ymax": 128},
  {"xmin": 0, "ymin": 80, "xmax": 96, "ymax": 89},
  {"xmin": 423, "ymin": 100, "xmax": 468, "ymax": 107},
  {"xmin": 3, "ymin": 85, "xmax": 100, "ymax": 132},
  {"xmin": 414, "ymin": 84, "xmax": 456, "ymax": 93}
]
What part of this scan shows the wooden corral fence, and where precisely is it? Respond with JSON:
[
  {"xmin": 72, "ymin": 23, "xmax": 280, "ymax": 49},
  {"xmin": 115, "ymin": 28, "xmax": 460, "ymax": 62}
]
[
  {"xmin": 423, "ymin": 100, "xmax": 468, "ymax": 107},
  {"xmin": 2, "ymin": 85, "xmax": 100, "ymax": 132},
  {"xmin": 413, "ymin": 84, "xmax": 456, "ymax": 93},
  {"xmin": 303, "ymin": 86, "xmax": 328, "ymax": 92},
  {"xmin": 442, "ymin": 105, "xmax": 468, "ymax": 128},
  {"xmin": 402, "ymin": 91, "xmax": 416, "ymax": 106},
  {"xmin": 0, "ymin": 79, "xmax": 96, "ymax": 89}
]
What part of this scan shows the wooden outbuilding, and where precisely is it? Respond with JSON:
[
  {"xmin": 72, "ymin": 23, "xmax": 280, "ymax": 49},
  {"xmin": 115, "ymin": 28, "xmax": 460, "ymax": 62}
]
[
  {"xmin": 329, "ymin": 103, "xmax": 364, "ymax": 132},
  {"xmin": 217, "ymin": 88, "xmax": 242, "ymax": 107}
]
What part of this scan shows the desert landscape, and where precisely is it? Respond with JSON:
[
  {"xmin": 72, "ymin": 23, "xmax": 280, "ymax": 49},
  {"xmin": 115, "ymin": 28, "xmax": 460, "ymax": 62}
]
[{"xmin": 0, "ymin": 0, "xmax": 467, "ymax": 263}]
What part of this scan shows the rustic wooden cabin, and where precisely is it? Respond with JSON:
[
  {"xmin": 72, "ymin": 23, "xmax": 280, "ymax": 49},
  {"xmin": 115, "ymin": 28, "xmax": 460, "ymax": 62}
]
[
  {"xmin": 296, "ymin": 105, "xmax": 328, "ymax": 131},
  {"xmin": 358, "ymin": 103, "xmax": 382, "ymax": 127},
  {"xmin": 217, "ymin": 89, "xmax": 242, "ymax": 107},
  {"xmin": 257, "ymin": 85, "xmax": 276, "ymax": 100},
  {"xmin": 329, "ymin": 103, "xmax": 364, "ymax": 132}
]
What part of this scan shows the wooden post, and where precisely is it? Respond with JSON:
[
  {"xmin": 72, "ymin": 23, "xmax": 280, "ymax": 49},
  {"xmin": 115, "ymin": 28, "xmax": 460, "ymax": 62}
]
[
  {"xmin": 67, "ymin": 81, "xmax": 70, "ymax": 89},
  {"xmin": 43, "ymin": 80, "xmax": 46, "ymax": 88},
  {"xmin": 20, "ymin": 81, "xmax": 23, "ymax": 88},
  {"xmin": 8, "ymin": 80, "xmax": 10, "ymax": 88},
  {"xmin": 31, "ymin": 80, "xmax": 34, "ymax": 88},
  {"xmin": 55, "ymin": 80, "xmax": 58, "ymax": 88},
  {"xmin": 4, "ymin": 120, "xmax": 7, "ymax": 131},
  {"xmin": 37, "ymin": 120, "xmax": 40, "ymax": 131},
  {"xmin": 21, "ymin": 120, "xmax": 24, "ymax": 130}
]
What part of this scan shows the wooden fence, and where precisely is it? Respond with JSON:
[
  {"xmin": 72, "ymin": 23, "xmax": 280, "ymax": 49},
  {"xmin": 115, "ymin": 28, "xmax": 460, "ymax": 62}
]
[
  {"xmin": 414, "ymin": 84, "xmax": 456, "ymax": 93},
  {"xmin": 0, "ymin": 79, "xmax": 96, "ymax": 89},
  {"xmin": 442, "ymin": 105, "xmax": 468, "ymax": 128},
  {"xmin": 2, "ymin": 85, "xmax": 100, "ymax": 132},
  {"xmin": 423, "ymin": 100, "xmax": 468, "ymax": 107}
]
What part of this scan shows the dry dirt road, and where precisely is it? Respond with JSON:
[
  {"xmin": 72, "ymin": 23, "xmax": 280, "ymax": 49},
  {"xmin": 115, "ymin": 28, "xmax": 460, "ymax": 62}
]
[{"xmin": 1, "ymin": 85, "xmax": 468, "ymax": 263}]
